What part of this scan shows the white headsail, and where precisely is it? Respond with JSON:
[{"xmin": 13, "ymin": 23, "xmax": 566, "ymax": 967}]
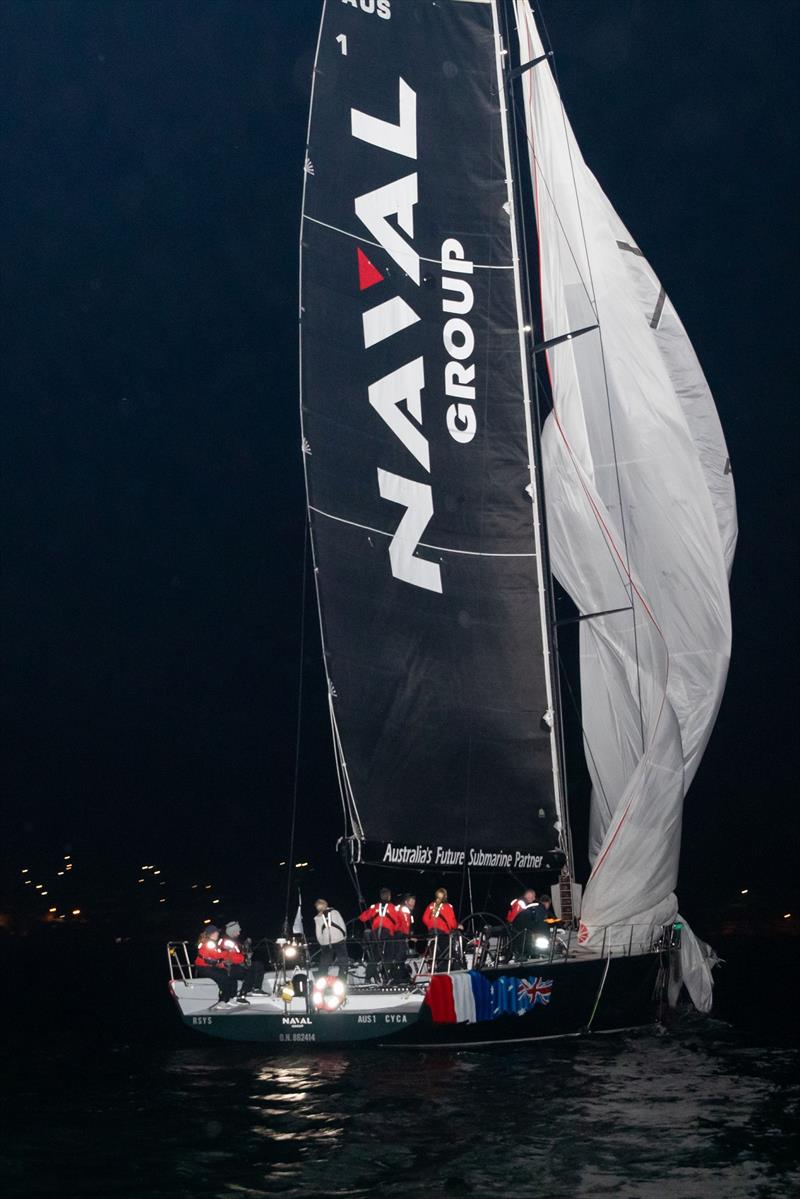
[{"xmin": 512, "ymin": 1, "xmax": 737, "ymax": 1009}]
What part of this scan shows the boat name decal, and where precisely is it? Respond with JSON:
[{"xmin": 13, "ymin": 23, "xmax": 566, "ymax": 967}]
[
  {"xmin": 352, "ymin": 77, "xmax": 477, "ymax": 594},
  {"xmin": 281, "ymin": 1016, "xmax": 313, "ymax": 1027}
]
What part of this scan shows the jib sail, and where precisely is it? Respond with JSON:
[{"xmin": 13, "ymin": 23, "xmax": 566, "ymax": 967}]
[
  {"xmin": 512, "ymin": 0, "xmax": 736, "ymax": 1005},
  {"xmin": 299, "ymin": 0, "xmax": 563, "ymax": 871}
]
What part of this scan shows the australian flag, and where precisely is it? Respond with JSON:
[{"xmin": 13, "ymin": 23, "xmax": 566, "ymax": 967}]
[{"xmin": 516, "ymin": 976, "xmax": 553, "ymax": 1012}]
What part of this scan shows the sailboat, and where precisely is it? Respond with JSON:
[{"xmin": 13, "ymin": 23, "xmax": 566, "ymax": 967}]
[{"xmin": 168, "ymin": 0, "xmax": 736, "ymax": 1047}]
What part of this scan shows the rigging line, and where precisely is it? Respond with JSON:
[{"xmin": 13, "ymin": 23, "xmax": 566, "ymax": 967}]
[
  {"xmin": 509, "ymin": 15, "xmax": 597, "ymax": 317},
  {"xmin": 283, "ymin": 521, "xmax": 310, "ymax": 935},
  {"xmin": 557, "ymin": 650, "xmax": 611, "ymax": 816},
  {"xmin": 498, "ymin": 0, "xmax": 573, "ymax": 880},
  {"xmin": 307, "ymin": 506, "xmax": 536, "ymax": 557},
  {"xmin": 535, "ymin": 0, "xmax": 646, "ymax": 752},
  {"xmin": 533, "ymin": 360, "xmax": 636, "ymax": 609},
  {"xmin": 585, "ymin": 953, "xmax": 612, "ymax": 1031},
  {"xmin": 514, "ymin": 125, "xmax": 598, "ymax": 319},
  {"xmin": 302, "ymin": 215, "xmax": 514, "ymax": 271}
]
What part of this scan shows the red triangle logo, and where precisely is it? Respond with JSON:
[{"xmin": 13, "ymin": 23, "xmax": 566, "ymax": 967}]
[{"xmin": 357, "ymin": 247, "xmax": 384, "ymax": 291}]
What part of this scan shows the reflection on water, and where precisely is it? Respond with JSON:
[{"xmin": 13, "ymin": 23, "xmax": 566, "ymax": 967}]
[{"xmin": 4, "ymin": 1020, "xmax": 799, "ymax": 1198}]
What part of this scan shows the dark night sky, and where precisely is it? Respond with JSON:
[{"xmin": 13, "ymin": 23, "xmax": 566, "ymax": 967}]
[{"xmin": 1, "ymin": 2, "xmax": 798, "ymax": 921}]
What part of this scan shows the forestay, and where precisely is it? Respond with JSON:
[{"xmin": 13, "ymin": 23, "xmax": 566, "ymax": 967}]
[
  {"xmin": 300, "ymin": 0, "xmax": 564, "ymax": 871},
  {"xmin": 512, "ymin": 0, "xmax": 736, "ymax": 1008}
]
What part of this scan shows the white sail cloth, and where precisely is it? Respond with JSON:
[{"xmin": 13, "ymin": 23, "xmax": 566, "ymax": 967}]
[{"xmin": 513, "ymin": 1, "xmax": 736, "ymax": 1010}]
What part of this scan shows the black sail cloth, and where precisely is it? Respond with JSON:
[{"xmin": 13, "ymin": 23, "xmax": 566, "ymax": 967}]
[{"xmin": 300, "ymin": 0, "xmax": 560, "ymax": 869}]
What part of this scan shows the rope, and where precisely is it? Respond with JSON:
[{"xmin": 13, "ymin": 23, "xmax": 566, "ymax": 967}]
[
  {"xmin": 556, "ymin": 649, "xmax": 611, "ymax": 815},
  {"xmin": 283, "ymin": 520, "xmax": 309, "ymax": 935},
  {"xmin": 586, "ymin": 954, "xmax": 612, "ymax": 1032}
]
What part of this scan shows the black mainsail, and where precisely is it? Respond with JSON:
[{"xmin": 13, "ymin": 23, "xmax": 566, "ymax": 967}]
[{"xmin": 299, "ymin": 0, "xmax": 564, "ymax": 871}]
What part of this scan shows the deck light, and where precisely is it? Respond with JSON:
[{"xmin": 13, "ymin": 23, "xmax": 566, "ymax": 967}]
[
  {"xmin": 280, "ymin": 984, "xmax": 295, "ymax": 1004},
  {"xmin": 740, "ymin": 889, "xmax": 749, "ymax": 895},
  {"xmin": 534, "ymin": 935, "xmax": 550, "ymax": 951},
  {"xmin": 283, "ymin": 944, "xmax": 298, "ymax": 961},
  {"xmin": 784, "ymin": 913, "xmax": 791, "ymax": 919},
  {"xmin": 49, "ymin": 907, "xmax": 57, "ymax": 913},
  {"xmin": 72, "ymin": 909, "xmax": 81, "ymax": 916}
]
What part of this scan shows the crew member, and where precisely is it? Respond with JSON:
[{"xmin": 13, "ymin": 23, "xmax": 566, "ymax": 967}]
[
  {"xmin": 540, "ymin": 894, "xmax": 557, "ymax": 921},
  {"xmin": 422, "ymin": 888, "xmax": 461, "ymax": 971},
  {"xmin": 220, "ymin": 920, "xmax": 262, "ymax": 1002},
  {"xmin": 194, "ymin": 925, "xmax": 237, "ymax": 1007},
  {"xmin": 314, "ymin": 898, "xmax": 349, "ymax": 978},
  {"xmin": 507, "ymin": 888, "xmax": 541, "ymax": 924},
  {"xmin": 506, "ymin": 889, "xmax": 547, "ymax": 959},
  {"xmin": 394, "ymin": 894, "xmax": 417, "ymax": 979},
  {"xmin": 359, "ymin": 887, "xmax": 399, "ymax": 982}
]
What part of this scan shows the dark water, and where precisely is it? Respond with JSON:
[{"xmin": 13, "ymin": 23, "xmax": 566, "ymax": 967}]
[{"xmin": 2, "ymin": 937, "xmax": 798, "ymax": 1198}]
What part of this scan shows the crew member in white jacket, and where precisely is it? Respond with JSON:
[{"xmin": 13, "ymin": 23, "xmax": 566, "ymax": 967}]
[{"xmin": 313, "ymin": 899, "xmax": 349, "ymax": 977}]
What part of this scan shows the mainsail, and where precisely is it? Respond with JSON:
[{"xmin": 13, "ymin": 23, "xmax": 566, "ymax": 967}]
[
  {"xmin": 512, "ymin": 1, "xmax": 736, "ymax": 1007},
  {"xmin": 300, "ymin": 1, "xmax": 565, "ymax": 871}
]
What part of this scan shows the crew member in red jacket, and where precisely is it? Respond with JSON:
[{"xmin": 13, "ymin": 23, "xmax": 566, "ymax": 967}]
[
  {"xmin": 422, "ymin": 888, "xmax": 462, "ymax": 971},
  {"xmin": 359, "ymin": 887, "xmax": 399, "ymax": 982},
  {"xmin": 506, "ymin": 889, "xmax": 546, "ymax": 959},
  {"xmin": 194, "ymin": 926, "xmax": 238, "ymax": 1007},
  {"xmin": 506, "ymin": 888, "xmax": 539, "ymax": 924},
  {"xmin": 219, "ymin": 920, "xmax": 261, "ymax": 1003},
  {"xmin": 393, "ymin": 893, "xmax": 417, "ymax": 979}
]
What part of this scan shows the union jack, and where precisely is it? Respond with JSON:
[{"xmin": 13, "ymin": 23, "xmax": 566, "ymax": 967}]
[{"xmin": 517, "ymin": 976, "xmax": 553, "ymax": 1008}]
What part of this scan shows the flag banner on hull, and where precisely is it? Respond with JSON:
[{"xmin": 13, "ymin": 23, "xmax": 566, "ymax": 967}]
[
  {"xmin": 301, "ymin": 0, "xmax": 560, "ymax": 862},
  {"xmin": 425, "ymin": 971, "xmax": 553, "ymax": 1023}
]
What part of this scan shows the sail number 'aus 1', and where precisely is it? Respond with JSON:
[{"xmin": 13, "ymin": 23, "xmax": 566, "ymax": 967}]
[
  {"xmin": 342, "ymin": 0, "xmax": 392, "ymax": 19},
  {"xmin": 352, "ymin": 78, "xmax": 476, "ymax": 595}
]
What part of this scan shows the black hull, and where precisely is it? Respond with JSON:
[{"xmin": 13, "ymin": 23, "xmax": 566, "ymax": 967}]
[{"xmin": 179, "ymin": 952, "xmax": 665, "ymax": 1048}]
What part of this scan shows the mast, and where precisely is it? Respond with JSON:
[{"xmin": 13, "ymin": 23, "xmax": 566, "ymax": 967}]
[{"xmin": 495, "ymin": 0, "xmax": 574, "ymax": 881}]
